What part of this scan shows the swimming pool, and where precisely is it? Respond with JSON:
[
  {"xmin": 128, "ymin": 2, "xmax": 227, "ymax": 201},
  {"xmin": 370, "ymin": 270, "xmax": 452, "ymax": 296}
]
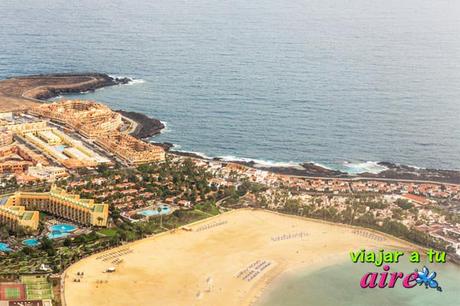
[
  {"xmin": 54, "ymin": 145, "xmax": 67, "ymax": 152},
  {"xmin": 22, "ymin": 238, "xmax": 40, "ymax": 247},
  {"xmin": 48, "ymin": 231, "xmax": 70, "ymax": 239},
  {"xmin": 0, "ymin": 243, "xmax": 12, "ymax": 252},
  {"xmin": 138, "ymin": 205, "xmax": 171, "ymax": 217},
  {"xmin": 50, "ymin": 224, "xmax": 77, "ymax": 233}
]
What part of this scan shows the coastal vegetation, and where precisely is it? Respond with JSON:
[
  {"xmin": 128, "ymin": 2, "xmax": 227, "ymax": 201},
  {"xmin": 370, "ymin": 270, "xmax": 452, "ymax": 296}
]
[
  {"xmin": 247, "ymin": 191, "xmax": 452, "ymax": 253},
  {"xmin": 0, "ymin": 206, "xmax": 217, "ymax": 274},
  {"xmin": 0, "ymin": 157, "xmax": 224, "ymax": 274}
]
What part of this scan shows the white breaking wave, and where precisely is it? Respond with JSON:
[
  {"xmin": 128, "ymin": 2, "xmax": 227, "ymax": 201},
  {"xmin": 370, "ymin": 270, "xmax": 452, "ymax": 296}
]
[
  {"xmin": 160, "ymin": 121, "xmax": 170, "ymax": 133},
  {"xmin": 341, "ymin": 161, "xmax": 388, "ymax": 174},
  {"xmin": 306, "ymin": 161, "xmax": 334, "ymax": 170},
  {"xmin": 108, "ymin": 75, "xmax": 146, "ymax": 85},
  {"xmin": 167, "ymin": 147, "xmax": 388, "ymax": 175},
  {"xmin": 50, "ymin": 95, "xmax": 63, "ymax": 101},
  {"xmin": 218, "ymin": 155, "xmax": 305, "ymax": 170},
  {"xmin": 172, "ymin": 150, "xmax": 213, "ymax": 159},
  {"xmin": 126, "ymin": 78, "xmax": 146, "ymax": 85}
]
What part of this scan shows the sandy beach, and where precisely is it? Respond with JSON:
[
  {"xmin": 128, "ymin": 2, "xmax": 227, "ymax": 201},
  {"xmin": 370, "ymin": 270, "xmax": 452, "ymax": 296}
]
[{"xmin": 63, "ymin": 209, "xmax": 415, "ymax": 306}]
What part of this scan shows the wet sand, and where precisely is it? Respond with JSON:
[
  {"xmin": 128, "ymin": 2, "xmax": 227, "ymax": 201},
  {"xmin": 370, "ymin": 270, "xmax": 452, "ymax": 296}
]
[{"xmin": 64, "ymin": 209, "xmax": 414, "ymax": 306}]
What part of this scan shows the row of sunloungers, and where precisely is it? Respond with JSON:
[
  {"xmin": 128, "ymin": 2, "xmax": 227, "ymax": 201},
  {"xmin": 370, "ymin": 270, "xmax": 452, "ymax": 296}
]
[
  {"xmin": 352, "ymin": 229, "xmax": 386, "ymax": 241},
  {"xmin": 112, "ymin": 258, "xmax": 123, "ymax": 265},
  {"xmin": 271, "ymin": 232, "xmax": 309, "ymax": 242},
  {"xmin": 195, "ymin": 220, "xmax": 228, "ymax": 232},
  {"xmin": 236, "ymin": 260, "xmax": 272, "ymax": 282},
  {"xmin": 96, "ymin": 247, "xmax": 133, "ymax": 261}
]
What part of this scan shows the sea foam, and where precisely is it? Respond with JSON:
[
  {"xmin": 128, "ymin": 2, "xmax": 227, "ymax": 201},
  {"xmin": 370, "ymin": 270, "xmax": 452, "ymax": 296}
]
[
  {"xmin": 341, "ymin": 161, "xmax": 388, "ymax": 174},
  {"xmin": 218, "ymin": 155, "xmax": 305, "ymax": 170},
  {"xmin": 108, "ymin": 75, "xmax": 145, "ymax": 85}
]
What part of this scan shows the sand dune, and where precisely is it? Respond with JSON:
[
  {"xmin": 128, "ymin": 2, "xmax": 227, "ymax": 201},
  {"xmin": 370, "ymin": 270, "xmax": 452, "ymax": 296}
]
[{"xmin": 64, "ymin": 209, "xmax": 414, "ymax": 306}]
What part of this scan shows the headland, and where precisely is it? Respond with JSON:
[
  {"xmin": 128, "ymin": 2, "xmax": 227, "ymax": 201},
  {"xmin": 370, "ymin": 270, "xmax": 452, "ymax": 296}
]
[
  {"xmin": 1, "ymin": 73, "xmax": 459, "ymax": 306},
  {"xmin": 0, "ymin": 73, "xmax": 128, "ymax": 110},
  {"xmin": 115, "ymin": 110, "xmax": 165, "ymax": 138},
  {"xmin": 0, "ymin": 73, "xmax": 164, "ymax": 138}
]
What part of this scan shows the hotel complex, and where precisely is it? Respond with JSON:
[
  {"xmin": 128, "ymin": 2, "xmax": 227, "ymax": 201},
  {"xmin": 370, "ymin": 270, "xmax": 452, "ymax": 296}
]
[
  {"xmin": 96, "ymin": 133, "xmax": 165, "ymax": 165},
  {"xmin": 0, "ymin": 186, "xmax": 109, "ymax": 231},
  {"xmin": 16, "ymin": 123, "xmax": 110, "ymax": 169},
  {"xmin": 0, "ymin": 128, "xmax": 12, "ymax": 146},
  {"xmin": 0, "ymin": 143, "xmax": 49, "ymax": 173},
  {"xmin": 30, "ymin": 100, "xmax": 123, "ymax": 138},
  {"xmin": 30, "ymin": 100, "xmax": 166, "ymax": 165},
  {"xmin": 0, "ymin": 113, "xmax": 110, "ymax": 171}
]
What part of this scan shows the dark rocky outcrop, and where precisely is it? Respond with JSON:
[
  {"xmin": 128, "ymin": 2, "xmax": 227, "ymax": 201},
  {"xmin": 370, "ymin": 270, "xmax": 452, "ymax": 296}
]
[
  {"xmin": 116, "ymin": 110, "xmax": 165, "ymax": 139},
  {"xmin": 362, "ymin": 162, "xmax": 460, "ymax": 184}
]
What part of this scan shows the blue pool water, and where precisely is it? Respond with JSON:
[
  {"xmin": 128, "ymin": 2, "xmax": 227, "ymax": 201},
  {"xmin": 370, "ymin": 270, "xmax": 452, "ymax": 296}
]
[
  {"xmin": 48, "ymin": 232, "xmax": 70, "ymax": 239},
  {"xmin": 50, "ymin": 224, "xmax": 77, "ymax": 233},
  {"xmin": 22, "ymin": 238, "xmax": 40, "ymax": 247},
  {"xmin": 54, "ymin": 145, "xmax": 67, "ymax": 152},
  {"xmin": 48, "ymin": 224, "xmax": 77, "ymax": 239},
  {"xmin": 0, "ymin": 243, "xmax": 12, "ymax": 252},
  {"xmin": 138, "ymin": 205, "xmax": 171, "ymax": 217}
]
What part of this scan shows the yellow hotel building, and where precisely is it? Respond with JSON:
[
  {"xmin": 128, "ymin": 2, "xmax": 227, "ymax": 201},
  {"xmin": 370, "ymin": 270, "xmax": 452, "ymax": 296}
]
[{"xmin": 0, "ymin": 186, "xmax": 108, "ymax": 231}]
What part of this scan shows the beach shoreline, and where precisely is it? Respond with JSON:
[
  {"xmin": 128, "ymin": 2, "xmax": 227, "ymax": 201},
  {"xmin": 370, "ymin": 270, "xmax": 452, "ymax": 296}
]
[{"xmin": 63, "ymin": 209, "xmax": 418, "ymax": 306}]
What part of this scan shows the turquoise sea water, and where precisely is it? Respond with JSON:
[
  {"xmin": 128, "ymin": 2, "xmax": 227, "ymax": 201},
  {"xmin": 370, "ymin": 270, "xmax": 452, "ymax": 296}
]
[
  {"xmin": 258, "ymin": 260, "xmax": 460, "ymax": 306},
  {"xmin": 1, "ymin": 2, "xmax": 459, "ymax": 304},
  {"xmin": 1, "ymin": 0, "xmax": 460, "ymax": 171}
]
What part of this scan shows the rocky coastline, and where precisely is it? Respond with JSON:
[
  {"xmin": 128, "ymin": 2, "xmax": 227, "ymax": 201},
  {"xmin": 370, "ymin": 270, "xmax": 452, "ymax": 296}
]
[
  {"xmin": 0, "ymin": 73, "xmax": 166, "ymax": 141},
  {"xmin": 2, "ymin": 73, "xmax": 459, "ymax": 185},
  {"xmin": 116, "ymin": 110, "xmax": 165, "ymax": 138},
  {"xmin": 19, "ymin": 73, "xmax": 131, "ymax": 100},
  {"xmin": 361, "ymin": 162, "xmax": 460, "ymax": 184},
  {"xmin": 168, "ymin": 150, "xmax": 460, "ymax": 184},
  {"xmin": 0, "ymin": 73, "xmax": 130, "ymax": 112}
]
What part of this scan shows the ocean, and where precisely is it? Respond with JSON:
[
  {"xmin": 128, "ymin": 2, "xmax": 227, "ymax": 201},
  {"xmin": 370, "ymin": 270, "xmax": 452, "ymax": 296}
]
[
  {"xmin": 257, "ymin": 260, "xmax": 460, "ymax": 306},
  {"xmin": 0, "ymin": 0, "xmax": 459, "ymax": 172}
]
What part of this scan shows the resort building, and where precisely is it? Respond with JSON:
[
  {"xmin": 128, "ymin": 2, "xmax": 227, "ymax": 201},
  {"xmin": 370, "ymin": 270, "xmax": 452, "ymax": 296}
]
[
  {"xmin": 0, "ymin": 128, "xmax": 13, "ymax": 147},
  {"xmin": 27, "ymin": 164, "xmax": 68, "ymax": 182},
  {"xmin": 4, "ymin": 120, "xmax": 48, "ymax": 134},
  {"xmin": 0, "ymin": 144, "xmax": 49, "ymax": 174},
  {"xmin": 0, "ymin": 197, "xmax": 39, "ymax": 232},
  {"xmin": 28, "ymin": 100, "xmax": 166, "ymax": 166},
  {"xmin": 0, "ymin": 186, "xmax": 109, "ymax": 231},
  {"xmin": 95, "ymin": 133, "xmax": 165, "ymax": 165},
  {"xmin": 0, "ymin": 113, "xmax": 109, "ymax": 169},
  {"xmin": 0, "ymin": 112, "xmax": 14, "ymax": 123},
  {"xmin": 30, "ymin": 100, "xmax": 123, "ymax": 138},
  {"xmin": 13, "ymin": 122, "xmax": 110, "ymax": 169},
  {"xmin": 402, "ymin": 193, "xmax": 433, "ymax": 206}
]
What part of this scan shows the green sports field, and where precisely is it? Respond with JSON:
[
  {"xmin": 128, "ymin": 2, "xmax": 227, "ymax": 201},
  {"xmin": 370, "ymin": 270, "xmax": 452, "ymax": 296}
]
[
  {"xmin": 5, "ymin": 287, "xmax": 20, "ymax": 299},
  {"xmin": 20, "ymin": 275, "xmax": 53, "ymax": 300}
]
